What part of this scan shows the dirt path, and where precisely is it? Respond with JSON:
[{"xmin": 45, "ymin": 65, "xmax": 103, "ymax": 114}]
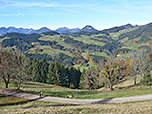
[{"xmin": 0, "ymin": 90, "xmax": 152, "ymax": 104}]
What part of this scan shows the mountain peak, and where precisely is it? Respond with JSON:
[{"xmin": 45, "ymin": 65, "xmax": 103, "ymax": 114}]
[
  {"xmin": 81, "ymin": 25, "xmax": 98, "ymax": 32},
  {"xmin": 56, "ymin": 27, "xmax": 80, "ymax": 34},
  {"xmin": 56, "ymin": 27, "xmax": 70, "ymax": 33},
  {"xmin": 38, "ymin": 27, "xmax": 50, "ymax": 31},
  {"xmin": 121, "ymin": 23, "xmax": 133, "ymax": 28},
  {"xmin": 35, "ymin": 27, "xmax": 51, "ymax": 34},
  {"xmin": 59, "ymin": 27, "xmax": 69, "ymax": 29}
]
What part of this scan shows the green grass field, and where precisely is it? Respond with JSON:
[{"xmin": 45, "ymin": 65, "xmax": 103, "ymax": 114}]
[
  {"xmin": 0, "ymin": 79, "xmax": 152, "ymax": 100},
  {"xmin": 39, "ymin": 35, "xmax": 61, "ymax": 41},
  {"xmin": 0, "ymin": 94, "xmax": 152, "ymax": 114},
  {"xmin": 121, "ymin": 44, "xmax": 140, "ymax": 50},
  {"xmin": 0, "ymin": 78, "xmax": 152, "ymax": 114},
  {"xmin": 110, "ymin": 27, "xmax": 139, "ymax": 40},
  {"xmin": 39, "ymin": 45, "xmax": 74, "ymax": 57},
  {"xmin": 96, "ymin": 52, "xmax": 108, "ymax": 57},
  {"xmin": 110, "ymin": 32, "xmax": 123, "ymax": 40},
  {"xmin": 73, "ymin": 35, "xmax": 106, "ymax": 47},
  {"xmin": 0, "ymin": 37, "xmax": 11, "ymax": 42}
]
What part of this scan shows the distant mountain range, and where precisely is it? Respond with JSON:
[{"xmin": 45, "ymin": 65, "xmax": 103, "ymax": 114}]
[
  {"xmin": 0, "ymin": 22, "xmax": 151, "ymax": 68},
  {"xmin": 0, "ymin": 24, "xmax": 136, "ymax": 35},
  {"xmin": 56, "ymin": 27, "xmax": 81, "ymax": 34},
  {"xmin": 0, "ymin": 27, "xmax": 35, "ymax": 35},
  {"xmin": 0, "ymin": 26, "xmax": 80, "ymax": 35},
  {"xmin": 0, "ymin": 27, "xmax": 52, "ymax": 35}
]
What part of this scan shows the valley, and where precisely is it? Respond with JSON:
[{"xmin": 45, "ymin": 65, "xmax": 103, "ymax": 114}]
[{"xmin": 0, "ymin": 23, "xmax": 151, "ymax": 70}]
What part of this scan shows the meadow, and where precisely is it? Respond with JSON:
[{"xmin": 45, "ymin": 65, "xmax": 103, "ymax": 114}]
[
  {"xmin": 0, "ymin": 76, "xmax": 152, "ymax": 99},
  {"xmin": 0, "ymin": 94, "xmax": 152, "ymax": 114},
  {"xmin": 0, "ymin": 75, "xmax": 152, "ymax": 114}
]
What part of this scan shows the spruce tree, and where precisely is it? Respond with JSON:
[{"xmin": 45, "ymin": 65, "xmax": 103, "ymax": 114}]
[
  {"xmin": 68, "ymin": 67, "xmax": 81, "ymax": 88},
  {"xmin": 47, "ymin": 62, "xmax": 55, "ymax": 84},
  {"xmin": 60, "ymin": 64, "xmax": 69, "ymax": 87},
  {"xmin": 76, "ymin": 67, "xmax": 81, "ymax": 88},
  {"xmin": 47, "ymin": 62, "xmax": 61, "ymax": 85},
  {"xmin": 34, "ymin": 61, "xmax": 41, "ymax": 82},
  {"xmin": 79, "ymin": 69, "xmax": 85, "ymax": 88},
  {"xmin": 54, "ymin": 62, "xmax": 61, "ymax": 85},
  {"xmin": 40, "ymin": 58, "xmax": 48, "ymax": 83},
  {"xmin": 32, "ymin": 58, "xmax": 40, "ymax": 82}
]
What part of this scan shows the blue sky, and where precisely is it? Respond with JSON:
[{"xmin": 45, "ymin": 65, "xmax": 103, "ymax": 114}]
[{"xmin": 0, "ymin": 0, "xmax": 152, "ymax": 30}]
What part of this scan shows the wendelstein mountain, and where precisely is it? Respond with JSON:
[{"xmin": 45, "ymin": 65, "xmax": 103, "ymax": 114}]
[{"xmin": 0, "ymin": 23, "xmax": 151, "ymax": 69}]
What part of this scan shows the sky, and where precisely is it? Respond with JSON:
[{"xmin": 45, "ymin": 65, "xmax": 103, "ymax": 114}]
[{"xmin": 0, "ymin": 0, "xmax": 152, "ymax": 30}]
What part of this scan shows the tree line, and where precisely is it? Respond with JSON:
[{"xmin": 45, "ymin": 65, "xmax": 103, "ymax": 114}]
[
  {"xmin": 0, "ymin": 48, "xmax": 81, "ymax": 89},
  {"xmin": 80, "ymin": 50, "xmax": 152, "ymax": 90},
  {"xmin": 32, "ymin": 58, "xmax": 81, "ymax": 88},
  {"xmin": 0, "ymin": 47, "xmax": 151, "ymax": 91}
]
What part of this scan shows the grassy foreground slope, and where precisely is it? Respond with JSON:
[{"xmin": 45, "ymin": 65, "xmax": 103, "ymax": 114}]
[
  {"xmin": 0, "ymin": 94, "xmax": 152, "ymax": 114},
  {"xmin": 0, "ymin": 79, "xmax": 152, "ymax": 99},
  {"xmin": 0, "ymin": 78, "xmax": 152, "ymax": 113}
]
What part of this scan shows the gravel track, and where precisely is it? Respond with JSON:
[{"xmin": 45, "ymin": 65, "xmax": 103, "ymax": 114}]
[{"xmin": 0, "ymin": 90, "xmax": 152, "ymax": 104}]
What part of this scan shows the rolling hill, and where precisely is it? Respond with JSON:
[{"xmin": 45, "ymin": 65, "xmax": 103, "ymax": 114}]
[
  {"xmin": 81, "ymin": 25, "xmax": 98, "ymax": 32},
  {"xmin": 0, "ymin": 23, "xmax": 151, "ymax": 70}
]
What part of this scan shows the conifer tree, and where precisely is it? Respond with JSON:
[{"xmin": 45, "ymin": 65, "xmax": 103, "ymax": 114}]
[
  {"xmin": 54, "ymin": 62, "xmax": 61, "ymax": 85},
  {"xmin": 32, "ymin": 58, "xmax": 41, "ymax": 82},
  {"xmin": 47, "ymin": 62, "xmax": 55, "ymax": 84},
  {"xmin": 68, "ymin": 67, "xmax": 81, "ymax": 88},
  {"xmin": 59, "ymin": 64, "xmax": 69, "ymax": 87},
  {"xmin": 47, "ymin": 62, "xmax": 61, "ymax": 85},
  {"xmin": 79, "ymin": 69, "xmax": 86, "ymax": 88},
  {"xmin": 40, "ymin": 58, "xmax": 48, "ymax": 83}
]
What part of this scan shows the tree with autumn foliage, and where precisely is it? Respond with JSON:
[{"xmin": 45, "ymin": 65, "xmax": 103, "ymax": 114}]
[{"xmin": 99, "ymin": 55, "xmax": 128, "ymax": 90}]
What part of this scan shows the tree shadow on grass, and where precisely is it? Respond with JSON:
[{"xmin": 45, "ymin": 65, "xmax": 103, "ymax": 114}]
[
  {"xmin": 0, "ymin": 94, "xmax": 8, "ymax": 98},
  {"xmin": 91, "ymin": 98, "xmax": 113, "ymax": 104},
  {"xmin": 118, "ymin": 84, "xmax": 140, "ymax": 90},
  {"xmin": 45, "ymin": 90, "xmax": 100, "ymax": 98},
  {"xmin": 23, "ymin": 82, "xmax": 56, "ymax": 88},
  {"xmin": 0, "ymin": 95, "xmax": 79, "ymax": 107},
  {"xmin": 0, "ymin": 96, "xmax": 45, "ymax": 107}
]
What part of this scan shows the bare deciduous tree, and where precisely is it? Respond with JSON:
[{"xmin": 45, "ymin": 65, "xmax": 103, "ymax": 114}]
[
  {"xmin": 13, "ymin": 53, "xmax": 31, "ymax": 90},
  {"xmin": 0, "ymin": 49, "xmax": 31, "ymax": 89},
  {"xmin": 0, "ymin": 50, "xmax": 16, "ymax": 88},
  {"xmin": 99, "ymin": 55, "xmax": 128, "ymax": 90},
  {"xmin": 130, "ymin": 50, "xmax": 152, "ymax": 85}
]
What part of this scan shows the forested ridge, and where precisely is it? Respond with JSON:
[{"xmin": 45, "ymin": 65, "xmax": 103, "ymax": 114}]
[
  {"xmin": 0, "ymin": 22, "xmax": 152, "ymax": 90},
  {"xmin": 0, "ymin": 46, "xmax": 151, "ymax": 90}
]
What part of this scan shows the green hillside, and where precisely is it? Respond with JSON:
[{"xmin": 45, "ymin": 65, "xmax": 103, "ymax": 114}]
[{"xmin": 0, "ymin": 23, "xmax": 152, "ymax": 70}]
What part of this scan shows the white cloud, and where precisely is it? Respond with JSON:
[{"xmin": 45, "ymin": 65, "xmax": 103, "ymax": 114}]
[
  {"xmin": 0, "ymin": 0, "xmax": 100, "ymax": 14},
  {"xmin": 4, "ymin": 0, "xmax": 98, "ymax": 9},
  {"xmin": 0, "ymin": 13, "xmax": 24, "ymax": 16},
  {"xmin": 18, "ymin": 13, "xmax": 24, "ymax": 16},
  {"xmin": 1, "ymin": 0, "xmax": 10, "ymax": 3},
  {"xmin": 10, "ymin": 2, "xmax": 58, "ymax": 7},
  {"xmin": 59, "ymin": 8, "xmax": 79, "ymax": 14}
]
